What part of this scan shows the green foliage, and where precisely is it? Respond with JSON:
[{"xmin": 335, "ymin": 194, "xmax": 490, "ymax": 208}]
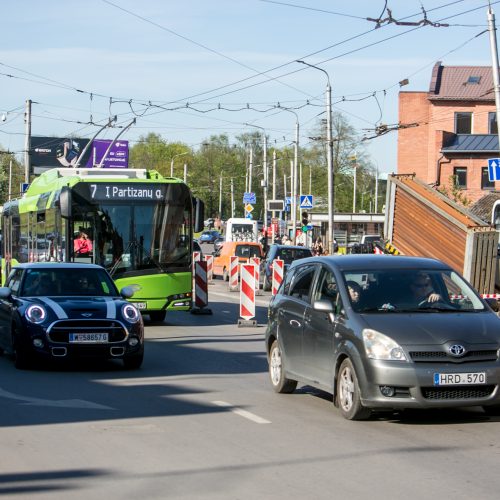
[
  {"xmin": 437, "ymin": 175, "xmax": 471, "ymax": 207},
  {"xmin": 129, "ymin": 133, "xmax": 192, "ymax": 177},
  {"xmin": 0, "ymin": 150, "xmax": 24, "ymax": 204},
  {"xmin": 128, "ymin": 112, "xmax": 385, "ymax": 220}
]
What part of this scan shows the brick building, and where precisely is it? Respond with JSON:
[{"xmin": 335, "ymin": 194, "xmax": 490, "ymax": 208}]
[{"xmin": 398, "ymin": 61, "xmax": 499, "ymax": 204}]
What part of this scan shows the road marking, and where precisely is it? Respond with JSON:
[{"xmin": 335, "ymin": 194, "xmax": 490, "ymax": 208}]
[
  {"xmin": 0, "ymin": 387, "xmax": 114, "ymax": 409},
  {"xmin": 212, "ymin": 400, "xmax": 271, "ymax": 424}
]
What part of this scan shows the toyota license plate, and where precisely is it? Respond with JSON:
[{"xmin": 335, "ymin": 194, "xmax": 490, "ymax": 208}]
[
  {"xmin": 69, "ymin": 333, "xmax": 109, "ymax": 343},
  {"xmin": 433, "ymin": 372, "xmax": 486, "ymax": 386}
]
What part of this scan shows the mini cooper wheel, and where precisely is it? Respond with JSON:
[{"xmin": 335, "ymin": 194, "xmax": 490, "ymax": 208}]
[
  {"xmin": 269, "ymin": 340, "xmax": 297, "ymax": 393},
  {"xmin": 12, "ymin": 328, "xmax": 32, "ymax": 370},
  {"xmin": 336, "ymin": 358, "xmax": 371, "ymax": 420},
  {"xmin": 149, "ymin": 311, "xmax": 166, "ymax": 323},
  {"xmin": 123, "ymin": 351, "xmax": 144, "ymax": 370}
]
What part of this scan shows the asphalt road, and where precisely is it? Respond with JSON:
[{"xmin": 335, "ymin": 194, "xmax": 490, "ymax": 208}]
[{"xmin": 1, "ymin": 279, "xmax": 500, "ymax": 499}]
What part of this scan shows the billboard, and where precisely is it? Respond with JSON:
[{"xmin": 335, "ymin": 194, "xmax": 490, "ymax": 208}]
[{"xmin": 30, "ymin": 136, "xmax": 129, "ymax": 171}]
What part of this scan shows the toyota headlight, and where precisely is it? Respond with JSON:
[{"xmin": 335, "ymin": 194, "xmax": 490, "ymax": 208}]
[
  {"xmin": 362, "ymin": 329, "xmax": 407, "ymax": 361},
  {"xmin": 25, "ymin": 304, "xmax": 47, "ymax": 324},
  {"xmin": 122, "ymin": 303, "xmax": 140, "ymax": 323}
]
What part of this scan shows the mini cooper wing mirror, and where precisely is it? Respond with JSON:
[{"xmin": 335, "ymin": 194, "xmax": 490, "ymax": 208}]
[
  {"xmin": 120, "ymin": 286, "xmax": 135, "ymax": 299},
  {"xmin": 0, "ymin": 287, "xmax": 12, "ymax": 299}
]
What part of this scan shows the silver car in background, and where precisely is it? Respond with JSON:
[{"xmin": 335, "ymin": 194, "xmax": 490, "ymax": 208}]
[{"xmin": 265, "ymin": 255, "xmax": 500, "ymax": 420}]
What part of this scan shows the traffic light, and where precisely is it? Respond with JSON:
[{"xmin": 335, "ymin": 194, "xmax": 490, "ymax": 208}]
[{"xmin": 301, "ymin": 211, "xmax": 309, "ymax": 232}]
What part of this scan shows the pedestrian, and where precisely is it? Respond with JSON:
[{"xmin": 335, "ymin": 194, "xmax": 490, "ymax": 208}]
[
  {"xmin": 313, "ymin": 237, "xmax": 324, "ymax": 256},
  {"xmin": 74, "ymin": 230, "xmax": 93, "ymax": 256}
]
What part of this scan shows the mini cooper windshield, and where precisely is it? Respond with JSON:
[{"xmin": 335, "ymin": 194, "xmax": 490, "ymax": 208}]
[
  {"xmin": 342, "ymin": 268, "xmax": 485, "ymax": 313},
  {"xmin": 21, "ymin": 268, "xmax": 118, "ymax": 297}
]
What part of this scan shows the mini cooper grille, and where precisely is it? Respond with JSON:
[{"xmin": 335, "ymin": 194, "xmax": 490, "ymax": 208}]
[
  {"xmin": 48, "ymin": 319, "xmax": 127, "ymax": 343},
  {"xmin": 422, "ymin": 386, "xmax": 495, "ymax": 400},
  {"xmin": 410, "ymin": 350, "xmax": 498, "ymax": 363}
]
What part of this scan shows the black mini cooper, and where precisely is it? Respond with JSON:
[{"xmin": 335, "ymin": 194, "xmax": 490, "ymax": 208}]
[{"xmin": 0, "ymin": 263, "xmax": 144, "ymax": 369}]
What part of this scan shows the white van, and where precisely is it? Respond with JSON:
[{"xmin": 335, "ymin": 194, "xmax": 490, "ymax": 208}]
[{"xmin": 225, "ymin": 218, "xmax": 258, "ymax": 242}]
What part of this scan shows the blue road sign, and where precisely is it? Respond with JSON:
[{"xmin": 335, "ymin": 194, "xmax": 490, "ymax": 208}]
[
  {"xmin": 285, "ymin": 196, "xmax": 292, "ymax": 206},
  {"xmin": 488, "ymin": 158, "xmax": 500, "ymax": 182},
  {"xmin": 300, "ymin": 195, "xmax": 314, "ymax": 209},
  {"xmin": 245, "ymin": 213, "xmax": 253, "ymax": 219},
  {"xmin": 20, "ymin": 183, "xmax": 30, "ymax": 193},
  {"xmin": 243, "ymin": 192, "xmax": 256, "ymax": 204}
]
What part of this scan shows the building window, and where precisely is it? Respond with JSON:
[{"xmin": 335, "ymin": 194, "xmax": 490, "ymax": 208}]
[
  {"xmin": 482, "ymin": 167, "xmax": 495, "ymax": 190},
  {"xmin": 453, "ymin": 167, "xmax": 467, "ymax": 189},
  {"xmin": 455, "ymin": 112, "xmax": 472, "ymax": 134},
  {"xmin": 489, "ymin": 112, "xmax": 498, "ymax": 134},
  {"xmin": 467, "ymin": 76, "xmax": 481, "ymax": 84}
]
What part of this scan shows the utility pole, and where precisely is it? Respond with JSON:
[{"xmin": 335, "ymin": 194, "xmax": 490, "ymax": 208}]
[
  {"xmin": 353, "ymin": 162, "xmax": 357, "ymax": 213},
  {"xmin": 249, "ymin": 147, "xmax": 253, "ymax": 193},
  {"xmin": 183, "ymin": 163, "xmax": 187, "ymax": 184},
  {"xmin": 263, "ymin": 133, "xmax": 268, "ymax": 234},
  {"xmin": 272, "ymin": 150, "xmax": 277, "ymax": 244},
  {"xmin": 230, "ymin": 178, "xmax": 234, "ymax": 218},
  {"xmin": 8, "ymin": 159, "xmax": 12, "ymax": 200},
  {"xmin": 375, "ymin": 166, "xmax": 379, "ymax": 213},
  {"xmin": 24, "ymin": 99, "xmax": 31, "ymax": 183},
  {"xmin": 488, "ymin": 5, "xmax": 500, "ymax": 150},
  {"xmin": 297, "ymin": 60, "xmax": 334, "ymax": 254},
  {"xmin": 219, "ymin": 174, "xmax": 223, "ymax": 218},
  {"xmin": 283, "ymin": 173, "xmax": 288, "ymax": 228},
  {"xmin": 290, "ymin": 159, "xmax": 296, "ymax": 243}
]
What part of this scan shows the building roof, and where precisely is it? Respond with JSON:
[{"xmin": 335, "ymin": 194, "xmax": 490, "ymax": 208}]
[
  {"xmin": 441, "ymin": 134, "xmax": 499, "ymax": 153},
  {"xmin": 469, "ymin": 191, "xmax": 500, "ymax": 223},
  {"xmin": 428, "ymin": 62, "xmax": 494, "ymax": 101}
]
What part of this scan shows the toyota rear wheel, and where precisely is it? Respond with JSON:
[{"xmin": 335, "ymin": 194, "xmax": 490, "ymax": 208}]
[{"xmin": 269, "ymin": 340, "xmax": 297, "ymax": 393}]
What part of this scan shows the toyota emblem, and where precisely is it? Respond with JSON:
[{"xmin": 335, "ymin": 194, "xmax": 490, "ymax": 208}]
[{"xmin": 449, "ymin": 344, "xmax": 466, "ymax": 357}]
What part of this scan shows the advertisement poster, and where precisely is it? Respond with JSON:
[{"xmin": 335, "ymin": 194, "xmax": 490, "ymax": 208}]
[{"xmin": 31, "ymin": 136, "xmax": 129, "ymax": 172}]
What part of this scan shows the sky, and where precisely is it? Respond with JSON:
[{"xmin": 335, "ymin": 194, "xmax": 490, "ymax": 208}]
[{"xmin": 0, "ymin": 0, "xmax": 498, "ymax": 175}]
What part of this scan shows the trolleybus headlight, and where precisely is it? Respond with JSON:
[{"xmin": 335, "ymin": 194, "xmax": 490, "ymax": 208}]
[
  {"xmin": 122, "ymin": 304, "xmax": 140, "ymax": 323},
  {"xmin": 25, "ymin": 304, "xmax": 47, "ymax": 324}
]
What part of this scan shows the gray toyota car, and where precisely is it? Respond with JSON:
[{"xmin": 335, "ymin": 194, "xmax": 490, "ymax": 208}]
[{"xmin": 265, "ymin": 255, "xmax": 500, "ymax": 420}]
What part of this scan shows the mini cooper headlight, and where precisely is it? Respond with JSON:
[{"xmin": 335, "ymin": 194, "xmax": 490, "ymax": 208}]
[
  {"xmin": 122, "ymin": 303, "xmax": 140, "ymax": 323},
  {"xmin": 362, "ymin": 329, "xmax": 407, "ymax": 361},
  {"xmin": 25, "ymin": 304, "xmax": 47, "ymax": 324}
]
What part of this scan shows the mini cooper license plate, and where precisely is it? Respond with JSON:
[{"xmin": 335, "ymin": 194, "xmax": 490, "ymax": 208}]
[
  {"xmin": 433, "ymin": 372, "xmax": 486, "ymax": 386},
  {"xmin": 69, "ymin": 333, "xmax": 109, "ymax": 343},
  {"xmin": 134, "ymin": 302, "xmax": 147, "ymax": 310}
]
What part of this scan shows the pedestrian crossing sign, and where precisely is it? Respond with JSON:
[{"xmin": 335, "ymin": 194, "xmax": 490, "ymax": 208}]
[{"xmin": 300, "ymin": 195, "xmax": 313, "ymax": 209}]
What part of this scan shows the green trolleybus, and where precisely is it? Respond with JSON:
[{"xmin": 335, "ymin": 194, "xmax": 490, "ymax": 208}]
[{"xmin": 1, "ymin": 168, "xmax": 204, "ymax": 322}]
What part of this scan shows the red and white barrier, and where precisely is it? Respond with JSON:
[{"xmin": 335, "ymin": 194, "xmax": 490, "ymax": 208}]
[
  {"xmin": 481, "ymin": 293, "xmax": 500, "ymax": 299},
  {"xmin": 229, "ymin": 255, "xmax": 239, "ymax": 292},
  {"xmin": 191, "ymin": 260, "xmax": 212, "ymax": 315},
  {"xmin": 272, "ymin": 258, "xmax": 284, "ymax": 295},
  {"xmin": 193, "ymin": 251, "xmax": 201, "ymax": 272},
  {"xmin": 238, "ymin": 263, "xmax": 257, "ymax": 326},
  {"xmin": 251, "ymin": 257, "xmax": 261, "ymax": 295},
  {"xmin": 204, "ymin": 254, "xmax": 214, "ymax": 281}
]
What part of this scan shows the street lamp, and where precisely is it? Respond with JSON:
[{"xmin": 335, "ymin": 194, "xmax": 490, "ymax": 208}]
[
  {"xmin": 170, "ymin": 152, "xmax": 188, "ymax": 177},
  {"xmin": 278, "ymin": 107, "xmax": 300, "ymax": 245},
  {"xmin": 297, "ymin": 60, "xmax": 335, "ymax": 255},
  {"xmin": 245, "ymin": 123, "xmax": 268, "ymax": 233}
]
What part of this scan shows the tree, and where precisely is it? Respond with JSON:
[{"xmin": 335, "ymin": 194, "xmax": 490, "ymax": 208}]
[
  {"xmin": 0, "ymin": 149, "xmax": 24, "ymax": 204},
  {"xmin": 129, "ymin": 133, "xmax": 192, "ymax": 177}
]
